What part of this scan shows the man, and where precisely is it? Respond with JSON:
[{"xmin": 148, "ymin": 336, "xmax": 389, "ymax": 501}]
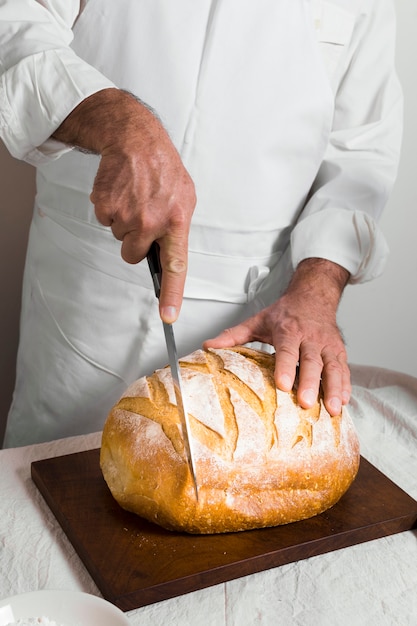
[{"xmin": 0, "ymin": 0, "xmax": 402, "ymax": 447}]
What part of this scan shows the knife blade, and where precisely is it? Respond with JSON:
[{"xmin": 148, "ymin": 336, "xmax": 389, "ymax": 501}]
[{"xmin": 147, "ymin": 242, "xmax": 199, "ymax": 499}]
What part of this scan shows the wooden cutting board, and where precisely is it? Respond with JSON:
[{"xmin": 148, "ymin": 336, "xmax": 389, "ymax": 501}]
[{"xmin": 31, "ymin": 450, "xmax": 417, "ymax": 612}]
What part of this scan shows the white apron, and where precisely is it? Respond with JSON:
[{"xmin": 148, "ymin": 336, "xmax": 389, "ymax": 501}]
[{"xmin": 5, "ymin": 0, "xmax": 338, "ymax": 447}]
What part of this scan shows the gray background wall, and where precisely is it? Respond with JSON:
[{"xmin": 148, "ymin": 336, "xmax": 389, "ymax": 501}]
[
  {"xmin": 338, "ymin": 0, "xmax": 417, "ymax": 378},
  {"xmin": 0, "ymin": 0, "xmax": 416, "ymax": 445}
]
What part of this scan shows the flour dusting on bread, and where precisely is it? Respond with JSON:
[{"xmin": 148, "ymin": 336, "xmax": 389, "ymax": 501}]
[{"xmin": 100, "ymin": 347, "xmax": 360, "ymax": 534}]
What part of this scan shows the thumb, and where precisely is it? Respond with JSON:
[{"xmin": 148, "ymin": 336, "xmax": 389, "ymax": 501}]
[{"xmin": 203, "ymin": 324, "xmax": 252, "ymax": 349}]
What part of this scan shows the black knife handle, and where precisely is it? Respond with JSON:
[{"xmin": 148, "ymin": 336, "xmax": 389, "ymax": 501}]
[{"xmin": 147, "ymin": 241, "xmax": 162, "ymax": 299}]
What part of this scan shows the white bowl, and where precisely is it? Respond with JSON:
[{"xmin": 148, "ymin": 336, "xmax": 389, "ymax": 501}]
[{"xmin": 0, "ymin": 590, "xmax": 130, "ymax": 626}]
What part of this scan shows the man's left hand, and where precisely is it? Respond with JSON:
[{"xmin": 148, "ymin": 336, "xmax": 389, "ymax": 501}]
[{"xmin": 203, "ymin": 258, "xmax": 351, "ymax": 416}]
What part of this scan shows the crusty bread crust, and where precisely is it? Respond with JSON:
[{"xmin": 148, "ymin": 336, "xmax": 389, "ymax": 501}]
[{"xmin": 100, "ymin": 347, "xmax": 360, "ymax": 533}]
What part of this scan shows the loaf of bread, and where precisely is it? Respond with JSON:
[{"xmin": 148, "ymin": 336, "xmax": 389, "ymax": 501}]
[{"xmin": 100, "ymin": 347, "xmax": 360, "ymax": 534}]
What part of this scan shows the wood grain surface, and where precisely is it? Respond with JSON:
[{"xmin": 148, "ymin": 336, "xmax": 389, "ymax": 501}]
[{"xmin": 31, "ymin": 450, "xmax": 417, "ymax": 612}]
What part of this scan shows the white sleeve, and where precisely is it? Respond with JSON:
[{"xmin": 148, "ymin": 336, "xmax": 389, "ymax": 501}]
[
  {"xmin": 291, "ymin": 0, "xmax": 403, "ymax": 284},
  {"xmin": 0, "ymin": 0, "xmax": 116, "ymax": 165}
]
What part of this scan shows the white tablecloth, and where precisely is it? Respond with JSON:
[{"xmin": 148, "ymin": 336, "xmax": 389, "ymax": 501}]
[{"xmin": 1, "ymin": 364, "xmax": 416, "ymax": 626}]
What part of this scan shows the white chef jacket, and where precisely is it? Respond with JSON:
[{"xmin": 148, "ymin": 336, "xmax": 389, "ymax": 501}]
[{"xmin": 0, "ymin": 0, "xmax": 403, "ymax": 447}]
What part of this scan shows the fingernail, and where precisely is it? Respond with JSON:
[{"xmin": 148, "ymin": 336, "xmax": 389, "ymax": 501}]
[
  {"xmin": 342, "ymin": 391, "xmax": 350, "ymax": 405},
  {"xmin": 329, "ymin": 397, "xmax": 342, "ymax": 415},
  {"xmin": 161, "ymin": 306, "xmax": 177, "ymax": 323},
  {"xmin": 301, "ymin": 389, "xmax": 316, "ymax": 406},
  {"xmin": 278, "ymin": 375, "xmax": 293, "ymax": 391}
]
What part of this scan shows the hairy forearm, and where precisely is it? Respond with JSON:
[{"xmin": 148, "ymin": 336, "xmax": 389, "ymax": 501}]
[
  {"xmin": 285, "ymin": 258, "xmax": 350, "ymax": 312},
  {"xmin": 52, "ymin": 87, "xmax": 153, "ymax": 154}
]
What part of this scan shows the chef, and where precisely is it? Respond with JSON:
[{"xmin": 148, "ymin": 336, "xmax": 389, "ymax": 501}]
[{"xmin": 0, "ymin": 0, "xmax": 402, "ymax": 447}]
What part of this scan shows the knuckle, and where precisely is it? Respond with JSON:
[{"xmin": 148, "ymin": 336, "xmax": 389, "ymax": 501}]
[
  {"xmin": 275, "ymin": 343, "xmax": 300, "ymax": 361},
  {"xmin": 94, "ymin": 204, "xmax": 115, "ymax": 227},
  {"xmin": 322, "ymin": 358, "xmax": 343, "ymax": 373},
  {"xmin": 302, "ymin": 352, "xmax": 323, "ymax": 367},
  {"xmin": 322, "ymin": 344, "xmax": 348, "ymax": 368},
  {"xmin": 300, "ymin": 343, "xmax": 323, "ymax": 367},
  {"xmin": 169, "ymin": 204, "xmax": 190, "ymax": 230},
  {"xmin": 166, "ymin": 257, "xmax": 187, "ymax": 274}
]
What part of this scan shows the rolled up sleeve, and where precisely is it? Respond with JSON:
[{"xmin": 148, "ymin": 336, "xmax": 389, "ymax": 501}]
[
  {"xmin": 292, "ymin": 0, "xmax": 403, "ymax": 284},
  {"xmin": 0, "ymin": 0, "xmax": 115, "ymax": 165}
]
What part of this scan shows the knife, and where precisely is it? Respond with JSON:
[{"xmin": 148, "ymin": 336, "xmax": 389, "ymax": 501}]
[{"xmin": 147, "ymin": 242, "xmax": 199, "ymax": 499}]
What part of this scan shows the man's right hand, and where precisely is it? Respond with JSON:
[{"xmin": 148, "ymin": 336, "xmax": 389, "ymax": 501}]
[{"xmin": 53, "ymin": 88, "xmax": 196, "ymax": 323}]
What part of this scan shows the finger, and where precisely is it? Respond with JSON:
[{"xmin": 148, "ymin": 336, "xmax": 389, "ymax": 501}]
[
  {"xmin": 203, "ymin": 324, "xmax": 253, "ymax": 350},
  {"xmin": 120, "ymin": 230, "xmax": 150, "ymax": 264},
  {"xmin": 158, "ymin": 237, "xmax": 189, "ymax": 324},
  {"xmin": 273, "ymin": 340, "xmax": 300, "ymax": 393},
  {"xmin": 320, "ymin": 354, "xmax": 343, "ymax": 416},
  {"xmin": 322, "ymin": 353, "xmax": 351, "ymax": 413},
  {"xmin": 293, "ymin": 341, "xmax": 323, "ymax": 409},
  {"xmin": 341, "ymin": 362, "xmax": 352, "ymax": 405},
  {"xmin": 90, "ymin": 192, "xmax": 115, "ymax": 228}
]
